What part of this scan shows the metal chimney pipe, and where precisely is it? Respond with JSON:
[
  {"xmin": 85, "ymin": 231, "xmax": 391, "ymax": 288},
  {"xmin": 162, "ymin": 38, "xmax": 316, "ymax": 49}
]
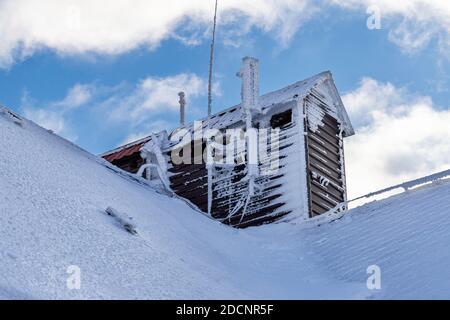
[
  {"xmin": 237, "ymin": 57, "xmax": 260, "ymax": 113},
  {"xmin": 178, "ymin": 91, "xmax": 186, "ymax": 126}
]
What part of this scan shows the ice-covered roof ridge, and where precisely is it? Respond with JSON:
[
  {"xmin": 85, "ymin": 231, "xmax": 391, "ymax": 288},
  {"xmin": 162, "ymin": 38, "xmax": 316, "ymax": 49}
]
[
  {"xmin": 259, "ymin": 71, "xmax": 332, "ymax": 109},
  {"xmin": 175, "ymin": 71, "xmax": 334, "ymax": 132},
  {"xmin": 101, "ymin": 71, "xmax": 344, "ymax": 156},
  {"xmin": 200, "ymin": 70, "xmax": 332, "ymax": 119}
]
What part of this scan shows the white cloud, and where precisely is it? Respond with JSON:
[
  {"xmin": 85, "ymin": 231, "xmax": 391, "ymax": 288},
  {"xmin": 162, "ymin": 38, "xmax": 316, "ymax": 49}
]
[
  {"xmin": 0, "ymin": 0, "xmax": 317, "ymax": 68},
  {"xmin": 1, "ymin": 0, "xmax": 449, "ymax": 67},
  {"xmin": 138, "ymin": 74, "xmax": 205, "ymax": 114},
  {"xmin": 52, "ymin": 84, "xmax": 93, "ymax": 109},
  {"xmin": 20, "ymin": 73, "xmax": 210, "ymax": 143},
  {"xmin": 23, "ymin": 108, "xmax": 65, "ymax": 134},
  {"xmin": 108, "ymin": 73, "xmax": 208, "ymax": 122},
  {"xmin": 1, "ymin": 0, "xmax": 449, "ymax": 68},
  {"xmin": 343, "ymin": 78, "xmax": 450, "ymax": 199},
  {"xmin": 21, "ymin": 83, "xmax": 93, "ymax": 140},
  {"xmin": 104, "ymin": 73, "xmax": 213, "ymax": 146},
  {"xmin": 23, "ymin": 107, "xmax": 79, "ymax": 142},
  {"xmin": 332, "ymin": 0, "xmax": 450, "ymax": 53},
  {"xmin": 120, "ymin": 120, "xmax": 172, "ymax": 146}
]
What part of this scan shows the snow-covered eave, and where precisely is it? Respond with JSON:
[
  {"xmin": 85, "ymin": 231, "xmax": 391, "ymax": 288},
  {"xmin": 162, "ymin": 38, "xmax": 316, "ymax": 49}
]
[
  {"xmin": 322, "ymin": 73, "xmax": 355, "ymax": 137},
  {"xmin": 100, "ymin": 71, "xmax": 355, "ymax": 158},
  {"xmin": 173, "ymin": 71, "xmax": 353, "ymax": 131},
  {"xmin": 258, "ymin": 71, "xmax": 354, "ymax": 137}
]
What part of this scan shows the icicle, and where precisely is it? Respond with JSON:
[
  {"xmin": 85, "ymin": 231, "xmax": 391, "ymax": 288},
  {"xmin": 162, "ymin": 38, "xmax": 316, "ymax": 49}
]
[
  {"xmin": 228, "ymin": 58, "xmax": 262, "ymax": 222},
  {"xmin": 206, "ymin": 141, "xmax": 213, "ymax": 216}
]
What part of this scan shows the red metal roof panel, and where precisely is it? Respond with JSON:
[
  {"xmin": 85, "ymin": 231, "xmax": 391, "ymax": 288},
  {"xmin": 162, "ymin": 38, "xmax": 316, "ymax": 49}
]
[{"xmin": 103, "ymin": 142, "xmax": 147, "ymax": 162}]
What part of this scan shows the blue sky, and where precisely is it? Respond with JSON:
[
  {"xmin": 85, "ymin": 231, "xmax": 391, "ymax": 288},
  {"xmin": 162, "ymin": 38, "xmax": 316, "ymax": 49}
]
[{"xmin": 0, "ymin": 0, "xmax": 449, "ymax": 197}]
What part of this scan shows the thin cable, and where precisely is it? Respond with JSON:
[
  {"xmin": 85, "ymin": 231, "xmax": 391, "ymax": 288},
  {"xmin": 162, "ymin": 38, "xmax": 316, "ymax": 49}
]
[{"xmin": 207, "ymin": 0, "xmax": 218, "ymax": 117}]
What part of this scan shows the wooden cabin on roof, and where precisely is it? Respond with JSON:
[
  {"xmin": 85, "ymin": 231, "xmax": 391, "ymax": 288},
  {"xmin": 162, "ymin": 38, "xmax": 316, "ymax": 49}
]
[{"xmin": 101, "ymin": 57, "xmax": 355, "ymax": 228}]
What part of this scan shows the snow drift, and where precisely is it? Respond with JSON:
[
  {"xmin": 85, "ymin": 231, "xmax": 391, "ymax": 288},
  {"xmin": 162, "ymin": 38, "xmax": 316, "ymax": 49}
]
[{"xmin": 0, "ymin": 107, "xmax": 449, "ymax": 299}]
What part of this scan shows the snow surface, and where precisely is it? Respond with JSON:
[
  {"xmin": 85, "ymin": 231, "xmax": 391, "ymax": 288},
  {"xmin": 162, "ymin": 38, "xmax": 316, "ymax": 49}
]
[{"xmin": 1, "ymin": 109, "xmax": 450, "ymax": 299}]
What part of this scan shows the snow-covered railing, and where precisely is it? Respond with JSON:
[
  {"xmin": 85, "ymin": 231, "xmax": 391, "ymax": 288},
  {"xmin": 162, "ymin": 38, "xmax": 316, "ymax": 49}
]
[
  {"xmin": 296, "ymin": 168, "xmax": 450, "ymax": 228},
  {"xmin": 350, "ymin": 169, "xmax": 450, "ymax": 203},
  {"xmin": 296, "ymin": 202, "xmax": 348, "ymax": 228}
]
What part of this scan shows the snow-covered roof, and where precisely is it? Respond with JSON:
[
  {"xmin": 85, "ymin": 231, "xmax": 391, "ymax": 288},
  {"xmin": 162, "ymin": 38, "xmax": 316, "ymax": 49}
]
[
  {"xmin": 178, "ymin": 71, "xmax": 354, "ymax": 136},
  {"xmin": 300, "ymin": 176, "xmax": 450, "ymax": 299},
  {"xmin": 2, "ymin": 105, "xmax": 450, "ymax": 299},
  {"xmin": 102, "ymin": 71, "xmax": 354, "ymax": 159}
]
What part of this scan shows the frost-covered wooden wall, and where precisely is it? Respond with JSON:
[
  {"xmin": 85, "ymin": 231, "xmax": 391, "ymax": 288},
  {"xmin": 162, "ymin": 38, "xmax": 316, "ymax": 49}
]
[
  {"xmin": 101, "ymin": 70, "xmax": 354, "ymax": 228},
  {"xmin": 166, "ymin": 104, "xmax": 299, "ymax": 228},
  {"xmin": 304, "ymin": 85, "xmax": 347, "ymax": 217}
]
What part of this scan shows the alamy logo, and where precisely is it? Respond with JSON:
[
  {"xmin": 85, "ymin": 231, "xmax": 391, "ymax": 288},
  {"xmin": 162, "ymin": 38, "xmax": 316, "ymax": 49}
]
[
  {"xmin": 66, "ymin": 265, "xmax": 81, "ymax": 290},
  {"xmin": 366, "ymin": 265, "xmax": 381, "ymax": 290},
  {"xmin": 169, "ymin": 121, "xmax": 281, "ymax": 176},
  {"xmin": 366, "ymin": 5, "xmax": 381, "ymax": 30}
]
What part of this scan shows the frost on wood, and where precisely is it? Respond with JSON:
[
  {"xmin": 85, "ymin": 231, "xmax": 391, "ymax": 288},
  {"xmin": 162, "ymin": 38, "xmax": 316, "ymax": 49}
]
[
  {"xmin": 312, "ymin": 171, "xmax": 330, "ymax": 187},
  {"xmin": 237, "ymin": 57, "xmax": 260, "ymax": 113},
  {"xmin": 220, "ymin": 56, "xmax": 262, "ymax": 223},
  {"xmin": 140, "ymin": 132, "xmax": 171, "ymax": 190},
  {"xmin": 105, "ymin": 207, "xmax": 137, "ymax": 235},
  {"xmin": 100, "ymin": 70, "xmax": 356, "ymax": 227},
  {"xmin": 306, "ymin": 102, "xmax": 326, "ymax": 133}
]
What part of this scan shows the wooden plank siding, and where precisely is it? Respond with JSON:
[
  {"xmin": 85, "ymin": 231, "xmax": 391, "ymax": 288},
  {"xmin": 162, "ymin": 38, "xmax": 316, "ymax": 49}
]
[
  {"xmin": 101, "ymin": 73, "xmax": 354, "ymax": 227},
  {"xmin": 304, "ymin": 88, "xmax": 346, "ymax": 217},
  {"xmin": 107, "ymin": 92, "xmax": 347, "ymax": 225},
  {"xmin": 110, "ymin": 153, "xmax": 145, "ymax": 175},
  {"xmin": 164, "ymin": 111, "xmax": 298, "ymax": 228}
]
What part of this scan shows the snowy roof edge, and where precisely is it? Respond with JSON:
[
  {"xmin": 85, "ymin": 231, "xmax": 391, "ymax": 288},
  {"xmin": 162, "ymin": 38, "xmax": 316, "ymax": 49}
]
[
  {"xmin": 323, "ymin": 72, "xmax": 355, "ymax": 137},
  {"xmin": 101, "ymin": 71, "xmax": 354, "ymax": 157}
]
